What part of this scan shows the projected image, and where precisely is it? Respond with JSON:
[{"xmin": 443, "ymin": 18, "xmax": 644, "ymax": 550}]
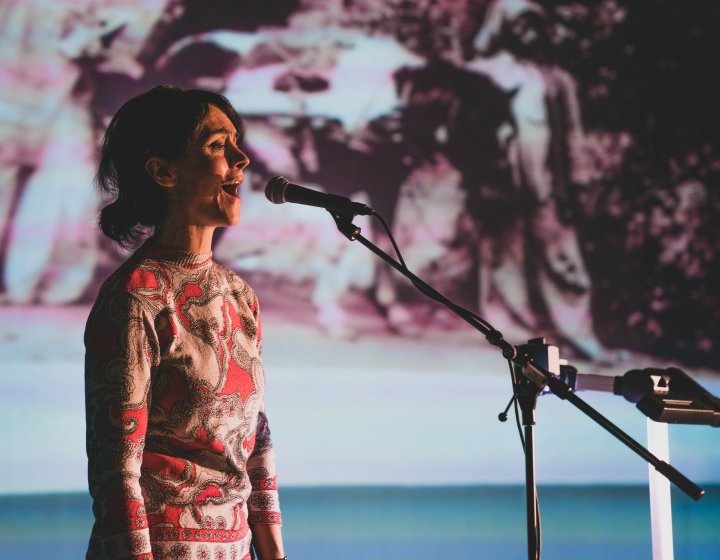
[
  {"xmin": 1, "ymin": 2, "xmax": 719, "ymax": 560},
  {"xmin": 2, "ymin": 0, "xmax": 718, "ymax": 371}
]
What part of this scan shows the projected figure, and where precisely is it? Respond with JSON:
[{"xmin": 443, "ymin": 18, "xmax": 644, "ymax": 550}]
[
  {"xmin": 85, "ymin": 86, "xmax": 285, "ymax": 560},
  {"xmin": 467, "ymin": 0, "xmax": 613, "ymax": 361},
  {"xmin": 371, "ymin": 59, "xmax": 517, "ymax": 334},
  {"xmin": 0, "ymin": 0, "xmax": 169, "ymax": 305}
]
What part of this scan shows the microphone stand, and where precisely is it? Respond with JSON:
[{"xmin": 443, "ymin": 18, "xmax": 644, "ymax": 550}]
[
  {"xmin": 516, "ymin": 372, "xmax": 542, "ymax": 558},
  {"xmin": 329, "ymin": 211, "xmax": 705, "ymax": 560}
]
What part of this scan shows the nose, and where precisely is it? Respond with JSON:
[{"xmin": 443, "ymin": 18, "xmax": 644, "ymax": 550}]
[{"xmin": 228, "ymin": 142, "xmax": 250, "ymax": 170}]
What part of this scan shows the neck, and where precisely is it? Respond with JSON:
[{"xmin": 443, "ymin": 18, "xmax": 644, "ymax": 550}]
[{"xmin": 155, "ymin": 223, "xmax": 215, "ymax": 254}]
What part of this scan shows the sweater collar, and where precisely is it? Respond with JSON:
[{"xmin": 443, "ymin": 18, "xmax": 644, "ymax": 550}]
[{"xmin": 139, "ymin": 239, "xmax": 214, "ymax": 269}]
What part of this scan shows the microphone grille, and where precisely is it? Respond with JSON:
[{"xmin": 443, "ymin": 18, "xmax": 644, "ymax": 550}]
[{"xmin": 265, "ymin": 176, "xmax": 290, "ymax": 204}]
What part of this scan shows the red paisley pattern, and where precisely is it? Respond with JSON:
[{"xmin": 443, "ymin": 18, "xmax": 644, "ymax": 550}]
[{"xmin": 85, "ymin": 243, "xmax": 281, "ymax": 560}]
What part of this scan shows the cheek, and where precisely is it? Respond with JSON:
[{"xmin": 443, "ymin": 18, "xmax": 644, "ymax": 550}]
[
  {"xmin": 192, "ymin": 159, "xmax": 228, "ymax": 194},
  {"xmin": 196, "ymin": 154, "xmax": 226, "ymax": 175},
  {"xmin": 210, "ymin": 155, "xmax": 230, "ymax": 174},
  {"xmin": 176, "ymin": 152, "xmax": 229, "ymax": 203}
]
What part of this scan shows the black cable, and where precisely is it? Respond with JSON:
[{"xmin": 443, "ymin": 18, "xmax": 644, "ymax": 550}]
[
  {"xmin": 372, "ymin": 213, "xmax": 498, "ymax": 333},
  {"xmin": 507, "ymin": 359, "xmax": 542, "ymax": 559},
  {"xmin": 507, "ymin": 359, "xmax": 526, "ymax": 451},
  {"xmin": 373, "ymin": 211, "xmax": 407, "ymax": 269}
]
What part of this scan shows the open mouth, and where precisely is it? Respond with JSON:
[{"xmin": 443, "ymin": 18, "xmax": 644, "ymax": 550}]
[{"xmin": 221, "ymin": 182, "xmax": 241, "ymax": 198}]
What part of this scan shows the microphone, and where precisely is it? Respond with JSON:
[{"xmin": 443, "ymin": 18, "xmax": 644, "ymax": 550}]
[{"xmin": 265, "ymin": 176, "xmax": 374, "ymax": 216}]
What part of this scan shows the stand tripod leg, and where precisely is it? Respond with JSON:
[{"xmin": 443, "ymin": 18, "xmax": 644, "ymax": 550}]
[
  {"xmin": 516, "ymin": 386, "xmax": 541, "ymax": 560},
  {"xmin": 525, "ymin": 423, "xmax": 539, "ymax": 560}
]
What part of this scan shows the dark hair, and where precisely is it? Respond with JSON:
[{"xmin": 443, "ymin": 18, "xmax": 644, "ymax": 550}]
[{"xmin": 96, "ymin": 84, "xmax": 244, "ymax": 248}]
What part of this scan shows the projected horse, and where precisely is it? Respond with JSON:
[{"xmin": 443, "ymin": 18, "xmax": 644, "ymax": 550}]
[
  {"xmin": 344, "ymin": 60, "xmax": 518, "ymax": 332},
  {"xmin": 233, "ymin": 58, "xmax": 517, "ymax": 336}
]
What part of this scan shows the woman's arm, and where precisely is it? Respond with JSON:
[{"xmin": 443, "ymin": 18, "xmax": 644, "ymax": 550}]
[
  {"xmin": 85, "ymin": 290, "xmax": 159, "ymax": 559},
  {"xmin": 251, "ymin": 523, "xmax": 286, "ymax": 560},
  {"xmin": 247, "ymin": 293, "xmax": 285, "ymax": 559},
  {"xmin": 247, "ymin": 411, "xmax": 285, "ymax": 559}
]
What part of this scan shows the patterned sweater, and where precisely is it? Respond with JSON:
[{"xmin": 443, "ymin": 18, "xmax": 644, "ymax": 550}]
[{"xmin": 84, "ymin": 242, "xmax": 281, "ymax": 560}]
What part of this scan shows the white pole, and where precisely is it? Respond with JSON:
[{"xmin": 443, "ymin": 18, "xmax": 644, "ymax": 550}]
[{"xmin": 647, "ymin": 418, "xmax": 674, "ymax": 560}]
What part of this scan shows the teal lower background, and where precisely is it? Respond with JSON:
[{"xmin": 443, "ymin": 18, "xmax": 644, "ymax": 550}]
[{"xmin": 1, "ymin": 485, "xmax": 718, "ymax": 560}]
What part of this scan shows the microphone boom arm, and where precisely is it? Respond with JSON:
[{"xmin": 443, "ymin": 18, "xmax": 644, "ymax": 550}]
[{"xmin": 330, "ymin": 212, "xmax": 705, "ymax": 501}]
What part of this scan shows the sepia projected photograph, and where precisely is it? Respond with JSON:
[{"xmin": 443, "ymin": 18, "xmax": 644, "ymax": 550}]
[{"xmin": 0, "ymin": 1, "xmax": 718, "ymax": 559}]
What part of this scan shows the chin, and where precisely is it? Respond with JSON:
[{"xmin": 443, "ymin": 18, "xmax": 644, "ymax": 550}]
[
  {"xmin": 225, "ymin": 212, "xmax": 241, "ymax": 226},
  {"xmin": 216, "ymin": 202, "xmax": 241, "ymax": 227}
]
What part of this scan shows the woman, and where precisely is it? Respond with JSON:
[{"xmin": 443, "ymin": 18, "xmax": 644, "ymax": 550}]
[{"xmin": 85, "ymin": 85, "xmax": 286, "ymax": 560}]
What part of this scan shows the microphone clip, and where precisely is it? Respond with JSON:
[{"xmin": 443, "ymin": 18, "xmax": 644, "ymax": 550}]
[{"xmin": 330, "ymin": 211, "xmax": 361, "ymax": 241}]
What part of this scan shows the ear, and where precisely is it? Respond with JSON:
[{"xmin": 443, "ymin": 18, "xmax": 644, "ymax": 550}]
[{"xmin": 145, "ymin": 157, "xmax": 177, "ymax": 188}]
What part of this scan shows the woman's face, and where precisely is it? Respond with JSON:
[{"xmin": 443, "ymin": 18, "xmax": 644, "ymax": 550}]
[{"xmin": 168, "ymin": 104, "xmax": 249, "ymax": 229}]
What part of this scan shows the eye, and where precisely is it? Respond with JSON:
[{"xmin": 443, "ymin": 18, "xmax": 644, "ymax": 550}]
[{"xmin": 208, "ymin": 140, "xmax": 226, "ymax": 152}]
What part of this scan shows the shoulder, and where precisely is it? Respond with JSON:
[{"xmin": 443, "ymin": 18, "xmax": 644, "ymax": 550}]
[
  {"xmin": 545, "ymin": 64, "xmax": 576, "ymax": 88},
  {"xmin": 467, "ymin": 52, "xmax": 520, "ymax": 88},
  {"xmin": 96, "ymin": 249, "xmax": 153, "ymax": 291},
  {"xmin": 212, "ymin": 260, "xmax": 254, "ymax": 295},
  {"xmin": 211, "ymin": 260, "xmax": 261, "ymax": 315},
  {"xmin": 90, "ymin": 253, "xmax": 166, "ymax": 320}
]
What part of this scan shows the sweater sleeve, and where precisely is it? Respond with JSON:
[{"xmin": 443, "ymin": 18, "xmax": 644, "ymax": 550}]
[
  {"xmin": 246, "ymin": 296, "xmax": 282, "ymax": 526},
  {"xmin": 85, "ymin": 290, "xmax": 159, "ymax": 559},
  {"xmin": 247, "ymin": 411, "xmax": 282, "ymax": 525}
]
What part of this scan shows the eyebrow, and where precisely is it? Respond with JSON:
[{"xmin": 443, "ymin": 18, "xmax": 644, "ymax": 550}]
[{"xmin": 200, "ymin": 127, "xmax": 239, "ymax": 142}]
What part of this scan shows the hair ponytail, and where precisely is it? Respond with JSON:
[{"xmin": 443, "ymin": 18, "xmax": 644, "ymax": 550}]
[{"xmin": 98, "ymin": 198, "xmax": 146, "ymax": 248}]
